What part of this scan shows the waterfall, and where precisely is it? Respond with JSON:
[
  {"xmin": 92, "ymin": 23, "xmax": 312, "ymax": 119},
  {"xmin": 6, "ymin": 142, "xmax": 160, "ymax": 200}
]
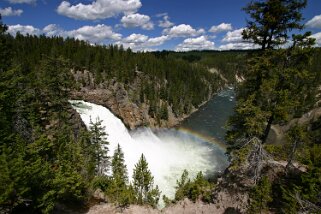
[{"xmin": 69, "ymin": 100, "xmax": 228, "ymax": 205}]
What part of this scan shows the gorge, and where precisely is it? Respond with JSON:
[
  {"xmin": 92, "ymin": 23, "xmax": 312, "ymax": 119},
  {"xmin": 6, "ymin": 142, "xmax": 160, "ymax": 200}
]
[{"xmin": 70, "ymin": 88, "xmax": 235, "ymax": 206}]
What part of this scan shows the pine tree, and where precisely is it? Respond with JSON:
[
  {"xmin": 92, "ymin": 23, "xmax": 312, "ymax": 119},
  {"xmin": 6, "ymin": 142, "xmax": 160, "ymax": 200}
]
[
  {"xmin": 132, "ymin": 154, "xmax": 160, "ymax": 207},
  {"xmin": 0, "ymin": 14, "xmax": 12, "ymax": 73},
  {"xmin": 242, "ymin": 0, "xmax": 307, "ymax": 50},
  {"xmin": 112, "ymin": 144, "xmax": 128, "ymax": 185},
  {"xmin": 227, "ymin": 0, "xmax": 317, "ymax": 147},
  {"xmin": 174, "ymin": 169, "xmax": 190, "ymax": 201},
  {"xmin": 249, "ymin": 176, "xmax": 272, "ymax": 213},
  {"xmin": 109, "ymin": 144, "xmax": 129, "ymax": 205},
  {"xmin": 89, "ymin": 118, "xmax": 110, "ymax": 175}
]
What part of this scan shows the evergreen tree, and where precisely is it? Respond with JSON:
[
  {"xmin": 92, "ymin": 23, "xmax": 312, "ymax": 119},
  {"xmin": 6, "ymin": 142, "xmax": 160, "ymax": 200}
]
[
  {"xmin": 112, "ymin": 144, "xmax": 128, "ymax": 185},
  {"xmin": 109, "ymin": 144, "xmax": 129, "ymax": 205},
  {"xmin": 0, "ymin": 14, "xmax": 12, "ymax": 73},
  {"xmin": 227, "ymin": 0, "xmax": 317, "ymax": 147},
  {"xmin": 242, "ymin": 0, "xmax": 307, "ymax": 50},
  {"xmin": 249, "ymin": 176, "xmax": 272, "ymax": 213},
  {"xmin": 174, "ymin": 170, "xmax": 213, "ymax": 203},
  {"xmin": 89, "ymin": 118, "xmax": 110, "ymax": 175},
  {"xmin": 132, "ymin": 154, "xmax": 160, "ymax": 207},
  {"xmin": 174, "ymin": 169, "xmax": 190, "ymax": 201}
]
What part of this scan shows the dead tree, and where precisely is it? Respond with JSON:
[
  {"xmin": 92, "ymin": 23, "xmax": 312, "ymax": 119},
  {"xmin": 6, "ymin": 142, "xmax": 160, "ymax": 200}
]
[{"xmin": 238, "ymin": 137, "xmax": 272, "ymax": 184}]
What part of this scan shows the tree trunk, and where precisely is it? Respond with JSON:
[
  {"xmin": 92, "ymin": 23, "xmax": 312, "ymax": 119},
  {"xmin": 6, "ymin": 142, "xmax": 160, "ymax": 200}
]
[
  {"xmin": 286, "ymin": 140, "xmax": 298, "ymax": 172},
  {"xmin": 261, "ymin": 35, "xmax": 267, "ymax": 50},
  {"xmin": 266, "ymin": 28, "xmax": 275, "ymax": 49},
  {"xmin": 262, "ymin": 113, "xmax": 274, "ymax": 144}
]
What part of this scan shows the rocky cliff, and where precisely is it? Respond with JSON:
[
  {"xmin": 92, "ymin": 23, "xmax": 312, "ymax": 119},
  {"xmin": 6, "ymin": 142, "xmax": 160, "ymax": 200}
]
[{"xmin": 71, "ymin": 70, "xmax": 217, "ymax": 129}]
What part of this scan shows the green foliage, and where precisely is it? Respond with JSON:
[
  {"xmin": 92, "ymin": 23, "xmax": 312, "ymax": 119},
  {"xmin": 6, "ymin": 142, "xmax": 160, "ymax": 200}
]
[
  {"xmin": 132, "ymin": 154, "xmax": 160, "ymax": 208},
  {"xmin": 0, "ymin": 20, "xmax": 92, "ymax": 212},
  {"xmin": 167, "ymin": 50, "xmax": 247, "ymax": 83},
  {"xmin": 228, "ymin": 145, "xmax": 251, "ymax": 170},
  {"xmin": 264, "ymin": 144, "xmax": 287, "ymax": 161},
  {"xmin": 0, "ymin": 133, "xmax": 88, "ymax": 213},
  {"xmin": 270, "ymin": 118, "xmax": 321, "ymax": 213},
  {"xmin": 174, "ymin": 170, "xmax": 213, "ymax": 203},
  {"xmin": 243, "ymin": 0, "xmax": 307, "ymax": 50},
  {"xmin": 0, "ymin": 15, "xmax": 12, "ymax": 73},
  {"xmin": 227, "ymin": 94, "xmax": 270, "ymax": 143},
  {"xmin": 146, "ymin": 185, "xmax": 161, "ymax": 208},
  {"xmin": 227, "ymin": 1, "xmax": 321, "ymax": 213},
  {"xmin": 162, "ymin": 195, "xmax": 172, "ymax": 207},
  {"xmin": 89, "ymin": 145, "xmax": 136, "ymax": 209},
  {"xmin": 111, "ymin": 144, "xmax": 128, "ymax": 186},
  {"xmin": 159, "ymin": 102, "xmax": 169, "ymax": 120},
  {"xmin": 8, "ymin": 33, "xmax": 229, "ymax": 120},
  {"xmin": 89, "ymin": 118, "xmax": 110, "ymax": 175},
  {"xmin": 249, "ymin": 176, "xmax": 272, "ymax": 213},
  {"xmin": 175, "ymin": 169, "xmax": 191, "ymax": 201},
  {"xmin": 91, "ymin": 176, "xmax": 111, "ymax": 192},
  {"xmin": 107, "ymin": 144, "xmax": 133, "ymax": 208},
  {"xmin": 227, "ymin": 45, "xmax": 317, "ymax": 146},
  {"xmin": 285, "ymin": 125, "xmax": 308, "ymax": 167}
]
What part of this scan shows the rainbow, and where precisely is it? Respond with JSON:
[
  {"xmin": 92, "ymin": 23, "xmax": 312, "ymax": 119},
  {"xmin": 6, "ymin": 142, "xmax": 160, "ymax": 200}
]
[{"xmin": 175, "ymin": 127, "xmax": 227, "ymax": 151}]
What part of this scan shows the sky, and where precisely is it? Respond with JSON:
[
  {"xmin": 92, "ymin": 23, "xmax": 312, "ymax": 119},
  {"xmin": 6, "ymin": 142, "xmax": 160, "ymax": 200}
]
[{"xmin": 1, "ymin": 0, "xmax": 321, "ymax": 51}]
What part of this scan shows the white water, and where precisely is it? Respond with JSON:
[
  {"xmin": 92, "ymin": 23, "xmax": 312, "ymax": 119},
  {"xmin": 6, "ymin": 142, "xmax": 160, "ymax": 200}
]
[{"xmin": 69, "ymin": 100, "xmax": 228, "ymax": 205}]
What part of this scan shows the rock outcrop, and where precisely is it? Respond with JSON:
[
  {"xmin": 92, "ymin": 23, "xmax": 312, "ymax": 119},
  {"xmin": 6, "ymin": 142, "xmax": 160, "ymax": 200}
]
[
  {"xmin": 86, "ymin": 199, "xmax": 244, "ymax": 214},
  {"xmin": 71, "ymin": 70, "xmax": 213, "ymax": 129}
]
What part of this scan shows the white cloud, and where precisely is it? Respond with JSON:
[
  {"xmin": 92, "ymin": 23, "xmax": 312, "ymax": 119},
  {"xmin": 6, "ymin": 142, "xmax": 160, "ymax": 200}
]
[
  {"xmin": 147, "ymin": 35, "xmax": 169, "ymax": 46},
  {"xmin": 121, "ymin": 13, "xmax": 154, "ymax": 30},
  {"xmin": 65, "ymin": 24, "xmax": 122, "ymax": 43},
  {"xmin": 219, "ymin": 28, "xmax": 258, "ymax": 50},
  {"xmin": 163, "ymin": 24, "xmax": 204, "ymax": 38},
  {"xmin": 43, "ymin": 24, "xmax": 64, "ymax": 37},
  {"xmin": 7, "ymin": 0, "xmax": 36, "ymax": 4},
  {"xmin": 311, "ymin": 32, "xmax": 321, "ymax": 46},
  {"xmin": 57, "ymin": 0, "xmax": 142, "ymax": 20},
  {"xmin": 7, "ymin": 24, "xmax": 41, "ymax": 36},
  {"xmin": 306, "ymin": 15, "xmax": 321, "ymax": 29},
  {"xmin": 219, "ymin": 42, "xmax": 257, "ymax": 50},
  {"xmin": 209, "ymin": 23, "xmax": 232, "ymax": 33},
  {"xmin": 0, "ymin": 7, "xmax": 23, "ymax": 16},
  {"xmin": 117, "ymin": 34, "xmax": 169, "ymax": 51},
  {"xmin": 222, "ymin": 28, "xmax": 244, "ymax": 43},
  {"xmin": 44, "ymin": 24, "xmax": 122, "ymax": 43},
  {"xmin": 158, "ymin": 13, "xmax": 174, "ymax": 28},
  {"xmin": 123, "ymin": 33, "xmax": 148, "ymax": 43},
  {"xmin": 8, "ymin": 24, "xmax": 121, "ymax": 44},
  {"xmin": 175, "ymin": 36, "xmax": 215, "ymax": 51},
  {"xmin": 43, "ymin": 24, "xmax": 122, "ymax": 43}
]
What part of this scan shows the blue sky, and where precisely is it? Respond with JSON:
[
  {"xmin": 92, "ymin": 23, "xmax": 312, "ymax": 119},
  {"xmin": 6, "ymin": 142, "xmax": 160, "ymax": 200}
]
[{"xmin": 1, "ymin": 0, "xmax": 321, "ymax": 51}]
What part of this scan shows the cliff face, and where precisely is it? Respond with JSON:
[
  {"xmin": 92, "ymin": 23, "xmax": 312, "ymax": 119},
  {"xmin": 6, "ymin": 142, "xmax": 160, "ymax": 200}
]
[
  {"xmin": 71, "ymin": 70, "xmax": 215, "ymax": 129},
  {"xmin": 72, "ymin": 83, "xmax": 150, "ymax": 129}
]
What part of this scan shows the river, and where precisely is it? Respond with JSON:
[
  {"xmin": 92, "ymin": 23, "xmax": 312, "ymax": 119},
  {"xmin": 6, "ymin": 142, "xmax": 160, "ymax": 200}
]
[{"xmin": 179, "ymin": 87, "xmax": 235, "ymax": 144}]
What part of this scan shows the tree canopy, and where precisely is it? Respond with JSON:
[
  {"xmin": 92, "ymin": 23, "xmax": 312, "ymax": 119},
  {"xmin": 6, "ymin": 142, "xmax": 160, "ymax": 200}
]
[
  {"xmin": 227, "ymin": 1, "xmax": 321, "ymax": 213},
  {"xmin": 242, "ymin": 0, "xmax": 307, "ymax": 50}
]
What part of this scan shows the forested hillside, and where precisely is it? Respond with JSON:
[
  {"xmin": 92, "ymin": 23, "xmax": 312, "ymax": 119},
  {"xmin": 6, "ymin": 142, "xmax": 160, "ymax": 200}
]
[
  {"xmin": 153, "ymin": 50, "xmax": 247, "ymax": 83},
  {"xmin": 7, "ymin": 32, "xmax": 240, "ymax": 127},
  {"xmin": 224, "ymin": 0, "xmax": 321, "ymax": 213}
]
